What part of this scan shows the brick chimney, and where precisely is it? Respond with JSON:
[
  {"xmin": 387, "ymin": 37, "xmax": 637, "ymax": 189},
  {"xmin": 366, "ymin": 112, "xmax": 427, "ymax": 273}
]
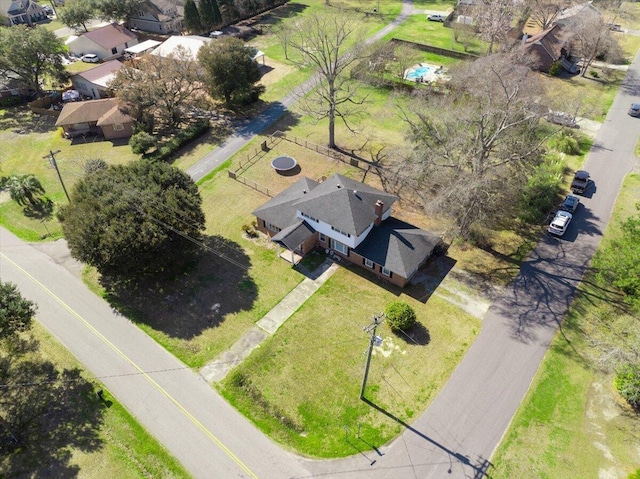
[{"xmin": 374, "ymin": 200, "xmax": 384, "ymax": 226}]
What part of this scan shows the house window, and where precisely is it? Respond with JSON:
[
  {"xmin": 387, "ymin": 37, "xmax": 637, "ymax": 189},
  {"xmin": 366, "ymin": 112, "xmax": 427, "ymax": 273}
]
[
  {"xmin": 381, "ymin": 267, "xmax": 392, "ymax": 277},
  {"xmin": 319, "ymin": 233, "xmax": 326, "ymax": 243},
  {"xmin": 264, "ymin": 222, "xmax": 280, "ymax": 232},
  {"xmin": 111, "ymin": 47, "xmax": 117, "ymax": 54},
  {"xmin": 330, "ymin": 238, "xmax": 348, "ymax": 255},
  {"xmin": 301, "ymin": 212, "xmax": 318, "ymax": 222},
  {"xmin": 364, "ymin": 258, "xmax": 374, "ymax": 268},
  {"xmin": 331, "ymin": 226, "xmax": 351, "ymax": 237},
  {"xmin": 113, "ymin": 123, "xmax": 124, "ymax": 131}
]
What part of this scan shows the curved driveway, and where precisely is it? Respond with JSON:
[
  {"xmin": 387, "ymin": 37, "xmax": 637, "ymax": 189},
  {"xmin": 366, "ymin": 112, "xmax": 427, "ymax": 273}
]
[{"xmin": 2, "ymin": 8, "xmax": 639, "ymax": 479}]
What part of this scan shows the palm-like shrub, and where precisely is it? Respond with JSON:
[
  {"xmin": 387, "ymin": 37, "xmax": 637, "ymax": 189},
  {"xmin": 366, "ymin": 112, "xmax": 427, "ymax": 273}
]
[{"xmin": 6, "ymin": 174, "xmax": 45, "ymax": 206}]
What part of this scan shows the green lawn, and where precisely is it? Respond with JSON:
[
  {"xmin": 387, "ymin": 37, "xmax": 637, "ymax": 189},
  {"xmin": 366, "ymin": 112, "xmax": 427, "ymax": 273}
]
[
  {"xmin": 490, "ymin": 174, "xmax": 640, "ymax": 479},
  {"xmin": 219, "ymin": 266, "xmax": 480, "ymax": 457},
  {"xmin": 384, "ymin": 13, "xmax": 487, "ymax": 55},
  {"xmin": 0, "ymin": 107, "xmax": 139, "ymax": 241},
  {"xmin": 1, "ymin": 323, "xmax": 192, "ymax": 478}
]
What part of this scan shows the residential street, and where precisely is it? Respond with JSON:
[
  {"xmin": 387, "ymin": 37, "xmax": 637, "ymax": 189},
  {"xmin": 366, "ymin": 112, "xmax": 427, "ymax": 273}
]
[{"xmin": 2, "ymin": 3, "xmax": 639, "ymax": 479}]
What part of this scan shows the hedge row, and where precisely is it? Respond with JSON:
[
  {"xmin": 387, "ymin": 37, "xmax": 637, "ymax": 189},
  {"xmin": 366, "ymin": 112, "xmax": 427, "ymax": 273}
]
[{"xmin": 148, "ymin": 120, "xmax": 210, "ymax": 161}]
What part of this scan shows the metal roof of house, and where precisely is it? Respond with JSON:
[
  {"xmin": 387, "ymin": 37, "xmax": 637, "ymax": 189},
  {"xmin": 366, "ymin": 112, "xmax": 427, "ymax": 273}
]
[
  {"xmin": 74, "ymin": 60, "xmax": 123, "ymax": 85},
  {"xmin": 151, "ymin": 35, "xmax": 212, "ymax": 60},
  {"xmin": 124, "ymin": 39, "xmax": 162, "ymax": 54},
  {"xmin": 82, "ymin": 23, "xmax": 137, "ymax": 50},
  {"xmin": 353, "ymin": 217, "xmax": 442, "ymax": 280}
]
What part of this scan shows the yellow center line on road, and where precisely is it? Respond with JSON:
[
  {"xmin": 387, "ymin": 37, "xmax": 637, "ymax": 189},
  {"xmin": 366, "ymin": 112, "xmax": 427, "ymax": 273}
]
[{"xmin": 1, "ymin": 252, "xmax": 258, "ymax": 479}]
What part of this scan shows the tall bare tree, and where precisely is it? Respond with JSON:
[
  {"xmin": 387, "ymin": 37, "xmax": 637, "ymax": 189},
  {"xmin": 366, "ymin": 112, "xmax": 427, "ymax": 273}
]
[
  {"xmin": 401, "ymin": 53, "xmax": 547, "ymax": 237},
  {"xmin": 109, "ymin": 46, "xmax": 206, "ymax": 131},
  {"xmin": 472, "ymin": 0, "xmax": 513, "ymax": 54},
  {"xmin": 569, "ymin": 14, "xmax": 617, "ymax": 77},
  {"xmin": 526, "ymin": 0, "xmax": 567, "ymax": 30},
  {"xmin": 283, "ymin": 11, "xmax": 370, "ymax": 149}
]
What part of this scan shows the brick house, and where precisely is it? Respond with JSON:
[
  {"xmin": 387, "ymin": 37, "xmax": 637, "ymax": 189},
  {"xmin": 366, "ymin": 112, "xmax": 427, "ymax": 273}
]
[
  {"xmin": 55, "ymin": 98, "xmax": 135, "ymax": 140},
  {"xmin": 253, "ymin": 174, "xmax": 442, "ymax": 287}
]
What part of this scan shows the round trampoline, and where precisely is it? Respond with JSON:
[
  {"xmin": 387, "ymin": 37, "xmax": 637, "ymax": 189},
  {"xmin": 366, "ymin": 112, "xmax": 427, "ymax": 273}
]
[{"xmin": 271, "ymin": 156, "xmax": 297, "ymax": 172}]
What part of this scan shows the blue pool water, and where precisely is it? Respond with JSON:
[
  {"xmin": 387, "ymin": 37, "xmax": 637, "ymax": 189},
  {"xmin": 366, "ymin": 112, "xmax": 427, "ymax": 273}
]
[{"xmin": 406, "ymin": 65, "xmax": 432, "ymax": 80}]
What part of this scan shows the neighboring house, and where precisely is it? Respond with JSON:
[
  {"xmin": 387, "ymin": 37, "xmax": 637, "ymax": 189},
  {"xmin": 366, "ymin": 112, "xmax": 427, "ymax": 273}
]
[
  {"xmin": 253, "ymin": 174, "xmax": 442, "ymax": 287},
  {"xmin": 66, "ymin": 23, "xmax": 138, "ymax": 61},
  {"xmin": 521, "ymin": 24, "xmax": 579, "ymax": 73},
  {"xmin": 128, "ymin": 0, "xmax": 184, "ymax": 34},
  {"xmin": 71, "ymin": 60, "xmax": 124, "ymax": 99},
  {"xmin": 554, "ymin": 1, "xmax": 601, "ymax": 28},
  {"xmin": 55, "ymin": 98, "xmax": 135, "ymax": 140},
  {"xmin": 151, "ymin": 35, "xmax": 212, "ymax": 60},
  {"xmin": 0, "ymin": 0, "xmax": 46, "ymax": 26}
]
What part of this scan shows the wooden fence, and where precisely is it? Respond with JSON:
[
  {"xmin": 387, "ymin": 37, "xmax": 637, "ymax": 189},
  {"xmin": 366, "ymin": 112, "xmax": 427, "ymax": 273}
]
[{"xmin": 272, "ymin": 131, "xmax": 376, "ymax": 171}]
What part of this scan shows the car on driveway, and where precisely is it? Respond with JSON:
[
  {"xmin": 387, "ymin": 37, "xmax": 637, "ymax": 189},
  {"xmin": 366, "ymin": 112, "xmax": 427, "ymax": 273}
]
[
  {"xmin": 548, "ymin": 210, "xmax": 573, "ymax": 236},
  {"xmin": 81, "ymin": 54, "xmax": 99, "ymax": 63},
  {"xmin": 427, "ymin": 13, "xmax": 447, "ymax": 21},
  {"xmin": 629, "ymin": 103, "xmax": 640, "ymax": 117},
  {"xmin": 43, "ymin": 5, "xmax": 54, "ymax": 15},
  {"xmin": 571, "ymin": 170, "xmax": 590, "ymax": 195},
  {"xmin": 560, "ymin": 194, "xmax": 580, "ymax": 213}
]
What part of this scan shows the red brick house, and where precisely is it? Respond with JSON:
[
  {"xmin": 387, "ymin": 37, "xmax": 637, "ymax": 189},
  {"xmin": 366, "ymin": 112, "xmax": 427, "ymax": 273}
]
[{"xmin": 253, "ymin": 174, "xmax": 442, "ymax": 287}]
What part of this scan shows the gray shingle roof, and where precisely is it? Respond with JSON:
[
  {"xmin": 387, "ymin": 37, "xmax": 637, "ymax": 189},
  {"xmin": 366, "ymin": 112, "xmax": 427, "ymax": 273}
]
[
  {"xmin": 271, "ymin": 220, "xmax": 315, "ymax": 250},
  {"xmin": 252, "ymin": 177, "xmax": 319, "ymax": 228},
  {"xmin": 292, "ymin": 174, "xmax": 397, "ymax": 236},
  {"xmin": 354, "ymin": 217, "xmax": 441, "ymax": 279}
]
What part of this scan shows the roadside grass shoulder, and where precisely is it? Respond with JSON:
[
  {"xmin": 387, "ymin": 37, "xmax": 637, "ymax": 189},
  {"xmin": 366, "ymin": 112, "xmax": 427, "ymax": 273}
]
[
  {"xmin": 490, "ymin": 174, "xmax": 640, "ymax": 479},
  {"xmin": 219, "ymin": 266, "xmax": 480, "ymax": 457},
  {"xmin": 5, "ymin": 322, "xmax": 192, "ymax": 478}
]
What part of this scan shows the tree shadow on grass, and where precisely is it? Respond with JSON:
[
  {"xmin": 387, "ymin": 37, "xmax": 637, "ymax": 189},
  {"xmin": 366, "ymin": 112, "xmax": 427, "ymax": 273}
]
[
  {"xmin": 102, "ymin": 235, "xmax": 258, "ymax": 340},
  {"xmin": 22, "ymin": 197, "xmax": 55, "ymax": 221},
  {"xmin": 0, "ymin": 106, "xmax": 58, "ymax": 135},
  {"xmin": 394, "ymin": 322, "xmax": 430, "ymax": 346},
  {"xmin": 1, "ymin": 342, "xmax": 104, "ymax": 478}
]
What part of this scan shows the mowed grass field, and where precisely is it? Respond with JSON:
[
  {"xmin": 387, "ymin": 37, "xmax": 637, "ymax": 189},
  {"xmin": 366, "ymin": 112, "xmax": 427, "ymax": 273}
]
[
  {"xmin": 220, "ymin": 266, "xmax": 480, "ymax": 457},
  {"xmin": 490, "ymin": 174, "xmax": 640, "ymax": 479}
]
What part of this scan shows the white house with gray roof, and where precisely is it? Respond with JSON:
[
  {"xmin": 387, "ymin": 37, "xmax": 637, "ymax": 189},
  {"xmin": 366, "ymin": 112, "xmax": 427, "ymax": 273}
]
[{"xmin": 253, "ymin": 174, "xmax": 442, "ymax": 287}]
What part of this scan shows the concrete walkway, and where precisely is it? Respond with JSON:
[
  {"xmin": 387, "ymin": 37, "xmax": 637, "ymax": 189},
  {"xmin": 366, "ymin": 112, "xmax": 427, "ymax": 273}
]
[{"xmin": 199, "ymin": 260, "xmax": 339, "ymax": 382}]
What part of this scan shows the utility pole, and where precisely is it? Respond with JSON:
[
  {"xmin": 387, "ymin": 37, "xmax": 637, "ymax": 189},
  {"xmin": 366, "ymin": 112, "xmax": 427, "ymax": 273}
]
[
  {"xmin": 43, "ymin": 149, "xmax": 70, "ymax": 202},
  {"xmin": 360, "ymin": 314, "xmax": 383, "ymax": 400}
]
